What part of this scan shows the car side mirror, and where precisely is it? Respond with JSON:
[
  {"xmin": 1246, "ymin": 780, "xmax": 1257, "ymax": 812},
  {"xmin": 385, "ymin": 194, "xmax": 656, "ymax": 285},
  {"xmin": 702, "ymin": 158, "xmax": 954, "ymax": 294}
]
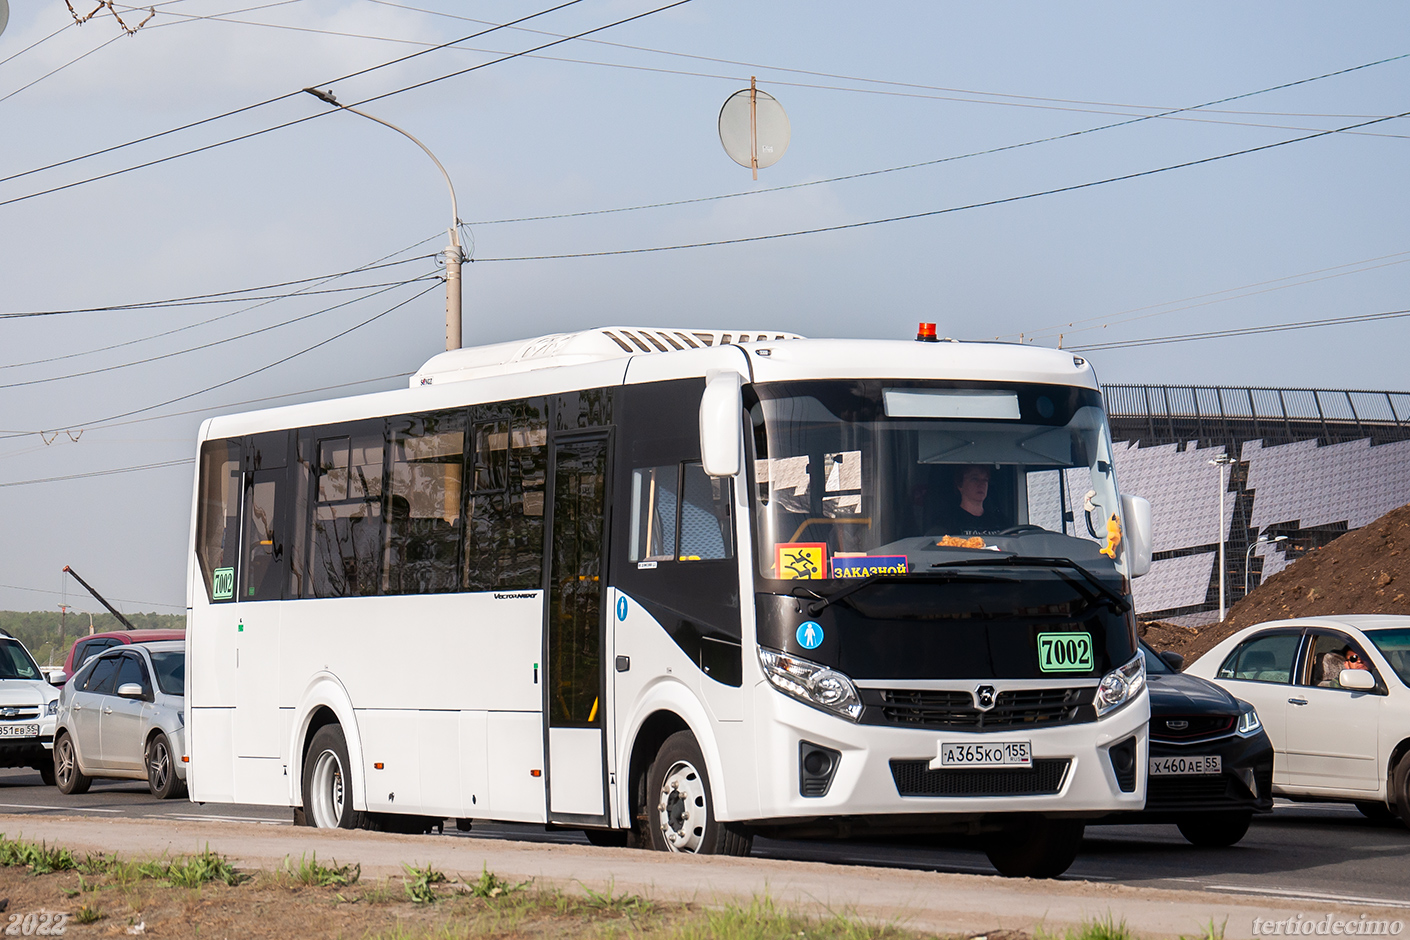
[
  {"xmin": 1339, "ymin": 669, "xmax": 1375, "ymax": 691},
  {"xmin": 117, "ymin": 682, "xmax": 144, "ymax": 699},
  {"xmin": 1158, "ymin": 651, "xmax": 1185, "ymax": 672},
  {"xmin": 47, "ymin": 671, "xmax": 66, "ymax": 686},
  {"xmin": 1120, "ymin": 494, "xmax": 1153, "ymax": 577},
  {"xmin": 699, "ymin": 371, "xmax": 743, "ymax": 478}
]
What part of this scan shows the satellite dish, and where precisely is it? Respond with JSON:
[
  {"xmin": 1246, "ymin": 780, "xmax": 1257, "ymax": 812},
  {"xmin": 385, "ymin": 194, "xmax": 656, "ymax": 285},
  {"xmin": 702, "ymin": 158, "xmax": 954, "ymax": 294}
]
[
  {"xmin": 0, "ymin": 0, "xmax": 9, "ymax": 40},
  {"xmin": 718, "ymin": 78, "xmax": 790, "ymax": 179}
]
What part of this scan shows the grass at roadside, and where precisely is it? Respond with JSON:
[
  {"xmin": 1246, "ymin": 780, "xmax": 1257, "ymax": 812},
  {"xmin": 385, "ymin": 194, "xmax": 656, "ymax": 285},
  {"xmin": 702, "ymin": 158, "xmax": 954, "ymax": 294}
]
[{"xmin": 0, "ymin": 834, "xmax": 1214, "ymax": 940}]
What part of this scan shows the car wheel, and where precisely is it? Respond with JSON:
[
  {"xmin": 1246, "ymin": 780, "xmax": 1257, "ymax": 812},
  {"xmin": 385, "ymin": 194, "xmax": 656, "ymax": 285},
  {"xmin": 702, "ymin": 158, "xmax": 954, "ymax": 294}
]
[
  {"xmin": 145, "ymin": 733, "xmax": 185, "ymax": 800},
  {"xmin": 984, "ymin": 818, "xmax": 1085, "ymax": 878},
  {"xmin": 1355, "ymin": 801, "xmax": 1399, "ymax": 825},
  {"xmin": 301, "ymin": 724, "xmax": 369, "ymax": 830},
  {"xmin": 645, "ymin": 731, "xmax": 751, "ymax": 856},
  {"xmin": 1177, "ymin": 811, "xmax": 1252, "ymax": 847},
  {"xmin": 1392, "ymin": 754, "xmax": 1410, "ymax": 829},
  {"xmin": 54, "ymin": 733, "xmax": 91, "ymax": 795}
]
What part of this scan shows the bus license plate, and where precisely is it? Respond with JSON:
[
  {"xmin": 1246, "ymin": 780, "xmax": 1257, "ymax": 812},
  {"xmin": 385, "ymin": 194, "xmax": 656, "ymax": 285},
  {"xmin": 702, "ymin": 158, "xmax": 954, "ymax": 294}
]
[
  {"xmin": 0, "ymin": 725, "xmax": 38, "ymax": 738},
  {"xmin": 1149, "ymin": 755, "xmax": 1221, "ymax": 776},
  {"xmin": 935, "ymin": 741, "xmax": 1032, "ymax": 768}
]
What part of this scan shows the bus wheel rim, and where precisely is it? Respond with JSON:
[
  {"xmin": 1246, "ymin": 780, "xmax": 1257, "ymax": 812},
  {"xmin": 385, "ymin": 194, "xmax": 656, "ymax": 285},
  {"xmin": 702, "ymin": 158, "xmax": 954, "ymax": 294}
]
[
  {"xmin": 657, "ymin": 760, "xmax": 706, "ymax": 853},
  {"xmin": 310, "ymin": 750, "xmax": 345, "ymax": 828}
]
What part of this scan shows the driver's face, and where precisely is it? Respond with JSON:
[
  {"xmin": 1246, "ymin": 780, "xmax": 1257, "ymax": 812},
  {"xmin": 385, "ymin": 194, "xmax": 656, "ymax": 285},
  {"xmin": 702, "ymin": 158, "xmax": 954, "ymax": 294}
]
[{"xmin": 958, "ymin": 467, "xmax": 990, "ymax": 504}]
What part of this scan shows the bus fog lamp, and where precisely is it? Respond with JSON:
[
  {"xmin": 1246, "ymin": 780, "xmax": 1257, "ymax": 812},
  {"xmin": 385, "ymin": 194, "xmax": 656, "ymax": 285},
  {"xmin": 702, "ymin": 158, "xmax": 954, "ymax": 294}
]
[
  {"xmin": 759, "ymin": 649, "xmax": 863, "ymax": 721},
  {"xmin": 1094, "ymin": 653, "xmax": 1145, "ymax": 717}
]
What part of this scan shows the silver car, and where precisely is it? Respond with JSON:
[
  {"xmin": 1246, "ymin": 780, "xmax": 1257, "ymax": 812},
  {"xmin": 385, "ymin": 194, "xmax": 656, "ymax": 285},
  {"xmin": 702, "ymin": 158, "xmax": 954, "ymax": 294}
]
[{"xmin": 53, "ymin": 640, "xmax": 186, "ymax": 799}]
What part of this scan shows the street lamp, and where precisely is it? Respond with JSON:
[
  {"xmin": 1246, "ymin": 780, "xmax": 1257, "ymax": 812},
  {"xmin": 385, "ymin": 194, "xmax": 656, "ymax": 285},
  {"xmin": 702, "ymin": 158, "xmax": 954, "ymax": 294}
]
[
  {"xmin": 304, "ymin": 87, "xmax": 466, "ymax": 351},
  {"xmin": 1244, "ymin": 535, "xmax": 1289, "ymax": 596},
  {"xmin": 1208, "ymin": 453, "xmax": 1235, "ymax": 621}
]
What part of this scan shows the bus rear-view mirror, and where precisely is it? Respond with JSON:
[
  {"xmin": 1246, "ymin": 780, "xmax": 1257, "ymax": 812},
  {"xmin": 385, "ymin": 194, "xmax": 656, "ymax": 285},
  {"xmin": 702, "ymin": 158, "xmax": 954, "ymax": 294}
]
[
  {"xmin": 700, "ymin": 371, "xmax": 742, "ymax": 478},
  {"xmin": 1120, "ymin": 494, "xmax": 1153, "ymax": 577}
]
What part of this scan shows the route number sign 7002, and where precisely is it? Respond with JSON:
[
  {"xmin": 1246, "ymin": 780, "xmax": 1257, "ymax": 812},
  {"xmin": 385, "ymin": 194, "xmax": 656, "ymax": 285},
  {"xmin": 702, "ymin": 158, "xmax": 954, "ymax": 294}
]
[{"xmin": 1036, "ymin": 632, "xmax": 1094, "ymax": 673}]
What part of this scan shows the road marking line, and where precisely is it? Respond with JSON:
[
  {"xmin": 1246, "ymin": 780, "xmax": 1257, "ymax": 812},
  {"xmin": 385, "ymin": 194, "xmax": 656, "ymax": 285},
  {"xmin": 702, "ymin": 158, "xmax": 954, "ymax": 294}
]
[
  {"xmin": 0, "ymin": 803, "xmax": 120, "ymax": 813},
  {"xmin": 1201, "ymin": 884, "xmax": 1410, "ymax": 909},
  {"xmin": 163, "ymin": 814, "xmax": 289, "ymax": 825}
]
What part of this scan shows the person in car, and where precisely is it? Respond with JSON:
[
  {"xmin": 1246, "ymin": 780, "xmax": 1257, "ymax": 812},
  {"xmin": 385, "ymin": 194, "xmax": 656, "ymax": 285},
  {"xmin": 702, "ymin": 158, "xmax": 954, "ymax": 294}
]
[{"xmin": 1318, "ymin": 646, "xmax": 1370, "ymax": 688}]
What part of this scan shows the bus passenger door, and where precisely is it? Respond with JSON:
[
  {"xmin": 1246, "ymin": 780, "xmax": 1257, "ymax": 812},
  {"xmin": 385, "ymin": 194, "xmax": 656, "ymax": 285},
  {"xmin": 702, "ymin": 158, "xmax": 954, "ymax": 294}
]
[{"xmin": 543, "ymin": 433, "xmax": 611, "ymax": 826}]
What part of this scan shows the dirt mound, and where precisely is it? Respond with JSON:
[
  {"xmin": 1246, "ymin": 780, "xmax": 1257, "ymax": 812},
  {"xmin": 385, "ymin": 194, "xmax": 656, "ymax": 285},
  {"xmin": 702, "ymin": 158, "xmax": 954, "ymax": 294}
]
[{"xmin": 1141, "ymin": 502, "xmax": 1410, "ymax": 666}]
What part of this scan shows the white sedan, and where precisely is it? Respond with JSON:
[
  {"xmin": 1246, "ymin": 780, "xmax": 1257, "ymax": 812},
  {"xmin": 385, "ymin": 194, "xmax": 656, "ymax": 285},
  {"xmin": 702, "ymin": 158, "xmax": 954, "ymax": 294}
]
[{"xmin": 1186, "ymin": 615, "xmax": 1410, "ymax": 826}]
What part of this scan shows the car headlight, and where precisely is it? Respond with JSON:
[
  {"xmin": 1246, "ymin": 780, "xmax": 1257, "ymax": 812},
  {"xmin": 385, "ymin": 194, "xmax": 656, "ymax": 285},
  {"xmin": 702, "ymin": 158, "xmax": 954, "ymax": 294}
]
[
  {"xmin": 1236, "ymin": 704, "xmax": 1262, "ymax": 736},
  {"xmin": 1094, "ymin": 652, "xmax": 1146, "ymax": 717},
  {"xmin": 758, "ymin": 648, "xmax": 863, "ymax": 722},
  {"xmin": 45, "ymin": 701, "xmax": 58, "ymax": 716}
]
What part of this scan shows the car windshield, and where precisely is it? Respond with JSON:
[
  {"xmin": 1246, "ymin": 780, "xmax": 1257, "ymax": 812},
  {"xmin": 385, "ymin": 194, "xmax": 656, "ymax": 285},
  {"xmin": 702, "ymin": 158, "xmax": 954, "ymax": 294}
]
[
  {"xmin": 148, "ymin": 651, "xmax": 185, "ymax": 697},
  {"xmin": 748, "ymin": 380, "xmax": 1127, "ymax": 582},
  {"xmin": 0, "ymin": 640, "xmax": 41, "ymax": 680},
  {"xmin": 1365, "ymin": 629, "xmax": 1410, "ymax": 688}
]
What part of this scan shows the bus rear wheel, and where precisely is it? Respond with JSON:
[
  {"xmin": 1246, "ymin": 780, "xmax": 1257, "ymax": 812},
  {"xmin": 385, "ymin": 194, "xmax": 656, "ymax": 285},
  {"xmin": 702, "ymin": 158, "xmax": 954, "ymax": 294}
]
[
  {"xmin": 645, "ymin": 731, "xmax": 751, "ymax": 856},
  {"xmin": 301, "ymin": 724, "xmax": 369, "ymax": 830},
  {"xmin": 984, "ymin": 818, "xmax": 1084, "ymax": 878}
]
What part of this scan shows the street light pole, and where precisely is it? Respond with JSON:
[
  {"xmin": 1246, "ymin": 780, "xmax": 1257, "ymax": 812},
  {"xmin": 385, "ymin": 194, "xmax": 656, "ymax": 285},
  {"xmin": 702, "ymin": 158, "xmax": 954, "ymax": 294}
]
[
  {"xmin": 304, "ymin": 87, "xmax": 465, "ymax": 350},
  {"xmin": 1244, "ymin": 534, "xmax": 1289, "ymax": 596},
  {"xmin": 1208, "ymin": 453, "xmax": 1235, "ymax": 621}
]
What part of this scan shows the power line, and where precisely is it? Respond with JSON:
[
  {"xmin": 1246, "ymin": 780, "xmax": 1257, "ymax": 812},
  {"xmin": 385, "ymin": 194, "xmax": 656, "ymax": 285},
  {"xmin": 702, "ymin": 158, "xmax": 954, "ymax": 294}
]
[
  {"xmin": 0, "ymin": 0, "xmax": 693, "ymax": 211},
  {"xmin": 0, "ymin": 255, "xmax": 434, "ymax": 319},
  {"xmin": 0, "ymin": 580, "xmax": 183, "ymax": 610},
  {"xmin": 470, "ymin": 109, "xmax": 1410, "ymax": 262},
  {"xmin": 1068, "ymin": 306, "xmax": 1410, "ymax": 352},
  {"xmin": 0, "ymin": 458, "xmax": 194, "ymax": 488},
  {"xmin": 0, "ymin": 0, "xmax": 588, "ymax": 191},
  {"xmin": 0, "ymin": 275, "xmax": 434, "ymax": 389},
  {"xmin": 464, "ymin": 51, "xmax": 1410, "ymax": 226},
  {"xmin": 0, "ymin": 281, "xmax": 439, "ymax": 439},
  {"xmin": 0, "ymin": 231, "xmax": 443, "ymax": 370}
]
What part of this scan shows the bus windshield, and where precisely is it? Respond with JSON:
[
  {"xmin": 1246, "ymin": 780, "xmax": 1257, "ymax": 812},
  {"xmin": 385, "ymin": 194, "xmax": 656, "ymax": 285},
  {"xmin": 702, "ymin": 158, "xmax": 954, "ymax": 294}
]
[{"xmin": 748, "ymin": 379, "xmax": 1127, "ymax": 583}]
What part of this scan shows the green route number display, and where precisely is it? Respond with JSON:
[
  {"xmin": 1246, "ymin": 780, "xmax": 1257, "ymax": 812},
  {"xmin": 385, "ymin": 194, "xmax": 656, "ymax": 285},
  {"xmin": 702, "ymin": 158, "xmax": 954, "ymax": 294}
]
[
  {"xmin": 1037, "ymin": 632, "xmax": 1094, "ymax": 673},
  {"xmin": 213, "ymin": 567, "xmax": 235, "ymax": 601}
]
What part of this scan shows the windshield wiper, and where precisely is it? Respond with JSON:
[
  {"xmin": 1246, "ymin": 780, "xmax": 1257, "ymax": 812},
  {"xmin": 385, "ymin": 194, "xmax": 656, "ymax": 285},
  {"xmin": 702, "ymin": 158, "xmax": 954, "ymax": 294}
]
[
  {"xmin": 928, "ymin": 555, "xmax": 1131, "ymax": 613},
  {"xmin": 790, "ymin": 570, "xmax": 1021, "ymax": 616}
]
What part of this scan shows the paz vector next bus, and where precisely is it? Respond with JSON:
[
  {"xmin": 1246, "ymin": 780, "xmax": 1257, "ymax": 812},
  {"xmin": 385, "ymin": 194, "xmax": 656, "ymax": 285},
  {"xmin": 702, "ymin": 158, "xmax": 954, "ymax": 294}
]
[{"xmin": 185, "ymin": 325, "xmax": 1154, "ymax": 878}]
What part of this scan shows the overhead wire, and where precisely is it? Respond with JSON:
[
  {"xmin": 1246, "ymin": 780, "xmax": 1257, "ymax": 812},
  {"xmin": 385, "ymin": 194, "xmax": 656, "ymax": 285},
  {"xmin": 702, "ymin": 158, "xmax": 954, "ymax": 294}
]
[
  {"xmin": 0, "ymin": 254, "xmax": 434, "ymax": 319},
  {"xmin": 0, "ymin": 458, "xmax": 195, "ymax": 488},
  {"xmin": 470, "ymin": 109, "xmax": 1410, "ymax": 261},
  {"xmin": 0, "ymin": 0, "xmax": 590, "ymax": 190},
  {"xmin": 0, "ymin": 580, "xmax": 182, "ymax": 610},
  {"xmin": 0, "ymin": 33, "xmax": 124, "ymax": 106},
  {"xmin": 0, "ymin": 281, "xmax": 439, "ymax": 439},
  {"xmin": 0, "ymin": 231, "xmax": 443, "ymax": 370},
  {"xmin": 1067, "ymin": 307, "xmax": 1410, "ymax": 353},
  {"xmin": 0, "ymin": 275, "xmax": 435, "ymax": 389},
  {"xmin": 464, "ymin": 51, "xmax": 1410, "ymax": 226}
]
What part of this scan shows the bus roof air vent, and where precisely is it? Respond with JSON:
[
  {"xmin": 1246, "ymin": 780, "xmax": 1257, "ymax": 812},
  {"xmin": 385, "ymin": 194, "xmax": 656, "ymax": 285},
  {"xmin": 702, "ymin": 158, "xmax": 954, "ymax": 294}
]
[{"xmin": 411, "ymin": 327, "xmax": 804, "ymax": 386}]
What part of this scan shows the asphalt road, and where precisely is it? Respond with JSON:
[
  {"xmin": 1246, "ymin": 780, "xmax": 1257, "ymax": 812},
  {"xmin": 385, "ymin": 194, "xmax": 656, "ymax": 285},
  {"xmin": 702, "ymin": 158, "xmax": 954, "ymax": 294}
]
[{"xmin": 0, "ymin": 768, "xmax": 1404, "ymax": 909}]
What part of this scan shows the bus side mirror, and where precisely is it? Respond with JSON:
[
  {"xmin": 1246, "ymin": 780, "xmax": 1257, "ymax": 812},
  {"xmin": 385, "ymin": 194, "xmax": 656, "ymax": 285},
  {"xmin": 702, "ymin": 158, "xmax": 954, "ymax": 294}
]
[
  {"xmin": 700, "ymin": 371, "xmax": 743, "ymax": 478},
  {"xmin": 1120, "ymin": 494, "xmax": 1153, "ymax": 577}
]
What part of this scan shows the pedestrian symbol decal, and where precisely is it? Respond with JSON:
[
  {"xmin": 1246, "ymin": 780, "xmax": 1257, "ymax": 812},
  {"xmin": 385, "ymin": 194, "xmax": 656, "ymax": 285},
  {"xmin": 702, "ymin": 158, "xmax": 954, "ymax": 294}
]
[
  {"xmin": 616, "ymin": 597, "xmax": 628, "ymax": 621},
  {"xmin": 796, "ymin": 621, "xmax": 823, "ymax": 650}
]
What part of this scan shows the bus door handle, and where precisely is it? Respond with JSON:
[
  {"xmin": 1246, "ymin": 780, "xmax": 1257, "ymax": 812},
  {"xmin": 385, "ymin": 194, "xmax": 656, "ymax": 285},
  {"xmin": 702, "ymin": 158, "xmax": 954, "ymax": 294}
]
[{"xmin": 1288, "ymin": 698, "xmax": 1308, "ymax": 706}]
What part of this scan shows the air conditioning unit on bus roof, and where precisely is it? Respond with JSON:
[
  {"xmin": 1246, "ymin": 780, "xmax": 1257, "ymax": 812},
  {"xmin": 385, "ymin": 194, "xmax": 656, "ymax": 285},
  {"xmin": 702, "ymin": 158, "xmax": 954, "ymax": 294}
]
[{"xmin": 410, "ymin": 327, "xmax": 805, "ymax": 387}]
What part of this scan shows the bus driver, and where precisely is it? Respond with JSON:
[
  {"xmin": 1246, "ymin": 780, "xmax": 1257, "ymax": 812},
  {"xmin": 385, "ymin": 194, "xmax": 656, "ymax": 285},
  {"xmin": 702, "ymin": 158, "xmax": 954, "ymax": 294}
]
[{"xmin": 934, "ymin": 464, "xmax": 1010, "ymax": 537}]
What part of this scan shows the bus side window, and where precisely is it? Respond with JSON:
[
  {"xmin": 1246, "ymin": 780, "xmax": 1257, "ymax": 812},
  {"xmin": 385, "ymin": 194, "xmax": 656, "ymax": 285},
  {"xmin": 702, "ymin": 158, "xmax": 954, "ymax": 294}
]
[
  {"xmin": 629, "ymin": 466, "xmax": 678, "ymax": 562},
  {"xmin": 679, "ymin": 462, "xmax": 733, "ymax": 561},
  {"xmin": 309, "ymin": 424, "xmax": 385, "ymax": 598},
  {"xmin": 385, "ymin": 411, "xmax": 466, "ymax": 595},
  {"xmin": 465, "ymin": 399, "xmax": 548, "ymax": 591},
  {"xmin": 195, "ymin": 438, "xmax": 242, "ymax": 602}
]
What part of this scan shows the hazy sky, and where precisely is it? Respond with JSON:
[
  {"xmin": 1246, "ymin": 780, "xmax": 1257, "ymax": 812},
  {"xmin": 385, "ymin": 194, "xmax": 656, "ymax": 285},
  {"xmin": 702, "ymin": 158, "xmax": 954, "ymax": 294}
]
[{"xmin": 1, "ymin": 1, "xmax": 1406, "ymax": 614}]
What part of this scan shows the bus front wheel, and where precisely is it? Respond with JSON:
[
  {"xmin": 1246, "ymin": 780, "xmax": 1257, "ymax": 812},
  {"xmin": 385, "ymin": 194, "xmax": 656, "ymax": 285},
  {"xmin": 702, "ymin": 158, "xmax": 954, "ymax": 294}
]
[
  {"xmin": 645, "ymin": 731, "xmax": 751, "ymax": 856},
  {"xmin": 301, "ymin": 724, "xmax": 369, "ymax": 830},
  {"xmin": 984, "ymin": 818, "xmax": 1084, "ymax": 878}
]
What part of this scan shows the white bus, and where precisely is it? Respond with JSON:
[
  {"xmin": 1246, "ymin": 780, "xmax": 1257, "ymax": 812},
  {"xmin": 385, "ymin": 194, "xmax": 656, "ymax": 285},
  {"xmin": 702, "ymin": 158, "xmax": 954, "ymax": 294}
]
[{"xmin": 186, "ymin": 325, "xmax": 1153, "ymax": 877}]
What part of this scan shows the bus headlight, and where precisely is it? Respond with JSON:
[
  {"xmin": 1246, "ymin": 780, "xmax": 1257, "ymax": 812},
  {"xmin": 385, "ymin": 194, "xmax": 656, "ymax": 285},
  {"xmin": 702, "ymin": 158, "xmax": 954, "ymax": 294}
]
[
  {"xmin": 758, "ymin": 648, "xmax": 863, "ymax": 722},
  {"xmin": 1236, "ymin": 704, "xmax": 1261, "ymax": 736},
  {"xmin": 1094, "ymin": 652, "xmax": 1145, "ymax": 717}
]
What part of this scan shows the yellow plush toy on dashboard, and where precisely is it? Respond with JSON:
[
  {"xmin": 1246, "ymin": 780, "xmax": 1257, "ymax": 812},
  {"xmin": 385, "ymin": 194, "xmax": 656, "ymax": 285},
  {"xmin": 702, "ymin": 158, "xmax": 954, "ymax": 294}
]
[{"xmin": 1100, "ymin": 513, "xmax": 1122, "ymax": 559}]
